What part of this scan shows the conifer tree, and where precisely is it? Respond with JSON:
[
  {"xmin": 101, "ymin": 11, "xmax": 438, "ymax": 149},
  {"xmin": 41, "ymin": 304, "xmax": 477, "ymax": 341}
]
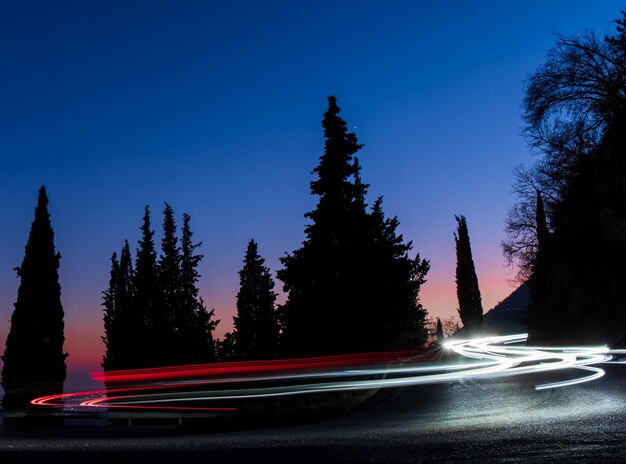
[
  {"xmin": 157, "ymin": 203, "xmax": 182, "ymax": 365},
  {"xmin": 133, "ymin": 206, "xmax": 160, "ymax": 367},
  {"xmin": 528, "ymin": 190, "xmax": 551, "ymax": 342},
  {"xmin": 279, "ymin": 96, "xmax": 429, "ymax": 356},
  {"xmin": 218, "ymin": 332, "xmax": 236, "ymax": 361},
  {"xmin": 102, "ymin": 208, "xmax": 219, "ymax": 369},
  {"xmin": 233, "ymin": 239, "xmax": 279, "ymax": 360},
  {"xmin": 436, "ymin": 318, "xmax": 445, "ymax": 345},
  {"xmin": 180, "ymin": 213, "xmax": 218, "ymax": 362},
  {"xmin": 1, "ymin": 187, "xmax": 67, "ymax": 408},
  {"xmin": 279, "ymin": 96, "xmax": 364, "ymax": 356},
  {"xmin": 454, "ymin": 215, "xmax": 483, "ymax": 334},
  {"xmin": 102, "ymin": 241, "xmax": 137, "ymax": 370},
  {"xmin": 362, "ymin": 198, "xmax": 430, "ymax": 350}
]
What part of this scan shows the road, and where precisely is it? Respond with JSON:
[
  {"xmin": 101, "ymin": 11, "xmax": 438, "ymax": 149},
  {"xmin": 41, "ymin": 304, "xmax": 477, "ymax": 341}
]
[{"xmin": 1, "ymin": 364, "xmax": 625, "ymax": 463}]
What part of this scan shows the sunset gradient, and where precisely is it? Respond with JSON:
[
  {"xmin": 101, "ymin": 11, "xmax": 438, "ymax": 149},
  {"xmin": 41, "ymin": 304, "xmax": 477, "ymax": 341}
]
[{"xmin": 0, "ymin": 1, "xmax": 619, "ymax": 377}]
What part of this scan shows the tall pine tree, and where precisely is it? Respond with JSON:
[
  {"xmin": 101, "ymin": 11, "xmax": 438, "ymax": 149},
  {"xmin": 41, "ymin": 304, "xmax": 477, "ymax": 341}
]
[
  {"xmin": 279, "ymin": 96, "xmax": 429, "ymax": 356},
  {"xmin": 233, "ymin": 239, "xmax": 279, "ymax": 360},
  {"xmin": 454, "ymin": 215, "xmax": 483, "ymax": 334},
  {"xmin": 2, "ymin": 187, "xmax": 67, "ymax": 408}
]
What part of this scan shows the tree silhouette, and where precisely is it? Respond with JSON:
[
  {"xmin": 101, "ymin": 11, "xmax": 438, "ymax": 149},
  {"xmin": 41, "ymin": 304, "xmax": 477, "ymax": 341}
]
[
  {"xmin": 510, "ymin": 9, "xmax": 626, "ymax": 344},
  {"xmin": 527, "ymin": 191, "xmax": 551, "ymax": 342},
  {"xmin": 102, "ymin": 207, "xmax": 218, "ymax": 369},
  {"xmin": 180, "ymin": 213, "xmax": 218, "ymax": 363},
  {"xmin": 454, "ymin": 215, "xmax": 483, "ymax": 334},
  {"xmin": 1, "ymin": 187, "xmax": 67, "ymax": 409},
  {"xmin": 102, "ymin": 241, "xmax": 138, "ymax": 370},
  {"xmin": 218, "ymin": 332, "xmax": 236, "ymax": 361},
  {"xmin": 233, "ymin": 239, "xmax": 279, "ymax": 360},
  {"xmin": 504, "ymin": 9, "xmax": 626, "ymax": 281},
  {"xmin": 279, "ymin": 96, "xmax": 429, "ymax": 356},
  {"xmin": 133, "ymin": 206, "xmax": 160, "ymax": 367},
  {"xmin": 157, "ymin": 203, "xmax": 183, "ymax": 365},
  {"xmin": 435, "ymin": 318, "xmax": 445, "ymax": 345},
  {"xmin": 365, "ymin": 198, "xmax": 430, "ymax": 350}
]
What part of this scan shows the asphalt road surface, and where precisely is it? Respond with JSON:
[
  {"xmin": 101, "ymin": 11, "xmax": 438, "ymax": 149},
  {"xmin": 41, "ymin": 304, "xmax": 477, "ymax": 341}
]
[{"xmin": 1, "ymin": 365, "xmax": 625, "ymax": 463}]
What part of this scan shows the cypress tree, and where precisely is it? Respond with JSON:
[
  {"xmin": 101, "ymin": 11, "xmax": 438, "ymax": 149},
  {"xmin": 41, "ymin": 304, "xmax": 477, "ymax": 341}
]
[
  {"xmin": 233, "ymin": 239, "xmax": 279, "ymax": 360},
  {"xmin": 157, "ymin": 203, "xmax": 182, "ymax": 365},
  {"xmin": 102, "ymin": 251, "xmax": 121, "ymax": 369},
  {"xmin": 279, "ymin": 96, "xmax": 429, "ymax": 356},
  {"xmin": 1, "ymin": 187, "xmax": 67, "ymax": 408},
  {"xmin": 133, "ymin": 206, "xmax": 160, "ymax": 367},
  {"xmin": 454, "ymin": 215, "xmax": 484, "ymax": 334},
  {"xmin": 528, "ymin": 190, "xmax": 551, "ymax": 342},
  {"xmin": 436, "ymin": 318, "xmax": 445, "ymax": 345},
  {"xmin": 102, "ymin": 207, "xmax": 219, "ymax": 369},
  {"xmin": 102, "ymin": 241, "xmax": 137, "ymax": 370}
]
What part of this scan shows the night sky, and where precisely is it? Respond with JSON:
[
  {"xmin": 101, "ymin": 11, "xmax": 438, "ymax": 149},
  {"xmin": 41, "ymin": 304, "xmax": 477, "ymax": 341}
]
[{"xmin": 0, "ymin": 1, "xmax": 618, "ymax": 374}]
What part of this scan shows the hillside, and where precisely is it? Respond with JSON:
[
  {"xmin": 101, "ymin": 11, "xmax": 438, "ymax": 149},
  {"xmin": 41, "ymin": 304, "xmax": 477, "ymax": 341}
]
[{"xmin": 482, "ymin": 283, "xmax": 529, "ymax": 335}]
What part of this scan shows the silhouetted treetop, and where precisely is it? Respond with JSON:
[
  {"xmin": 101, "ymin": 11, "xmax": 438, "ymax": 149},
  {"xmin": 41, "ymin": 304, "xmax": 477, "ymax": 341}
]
[
  {"xmin": 311, "ymin": 95, "xmax": 364, "ymax": 200},
  {"xmin": 102, "ymin": 206, "xmax": 218, "ymax": 370},
  {"xmin": 279, "ymin": 96, "xmax": 429, "ymax": 356},
  {"xmin": 512, "ymin": 8, "xmax": 626, "ymax": 344},
  {"xmin": 233, "ymin": 239, "xmax": 280, "ymax": 360},
  {"xmin": 505, "ymin": 11, "xmax": 626, "ymax": 280},
  {"xmin": 455, "ymin": 215, "xmax": 483, "ymax": 334},
  {"xmin": 2, "ymin": 187, "xmax": 67, "ymax": 408}
]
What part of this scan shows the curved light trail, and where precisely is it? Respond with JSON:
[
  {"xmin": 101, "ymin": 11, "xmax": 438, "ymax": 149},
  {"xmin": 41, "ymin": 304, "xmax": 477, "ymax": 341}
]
[{"xmin": 31, "ymin": 334, "xmax": 625, "ymax": 413}]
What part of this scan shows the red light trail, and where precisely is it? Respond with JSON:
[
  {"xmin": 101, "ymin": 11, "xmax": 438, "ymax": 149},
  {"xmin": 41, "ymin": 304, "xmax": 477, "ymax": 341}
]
[{"xmin": 30, "ymin": 335, "xmax": 626, "ymax": 414}]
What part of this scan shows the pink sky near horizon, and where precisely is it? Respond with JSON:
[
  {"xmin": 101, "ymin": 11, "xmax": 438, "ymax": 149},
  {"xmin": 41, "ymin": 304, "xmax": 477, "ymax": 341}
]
[
  {"xmin": 2, "ymin": 1, "xmax": 621, "ymax": 398},
  {"xmin": 0, "ymin": 239, "xmax": 517, "ymax": 375}
]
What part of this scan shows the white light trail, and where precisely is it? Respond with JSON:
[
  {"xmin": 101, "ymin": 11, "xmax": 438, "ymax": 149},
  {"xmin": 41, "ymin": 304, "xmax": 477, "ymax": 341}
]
[{"xmin": 32, "ymin": 334, "xmax": 625, "ymax": 411}]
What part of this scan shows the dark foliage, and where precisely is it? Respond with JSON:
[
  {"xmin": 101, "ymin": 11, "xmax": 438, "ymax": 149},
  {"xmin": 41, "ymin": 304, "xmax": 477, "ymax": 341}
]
[
  {"xmin": 217, "ymin": 332, "xmax": 236, "ymax": 361},
  {"xmin": 102, "ymin": 241, "xmax": 140, "ymax": 370},
  {"xmin": 514, "ymin": 10, "xmax": 626, "ymax": 344},
  {"xmin": 1, "ymin": 187, "xmax": 67, "ymax": 408},
  {"xmin": 156, "ymin": 203, "xmax": 182, "ymax": 365},
  {"xmin": 435, "ymin": 319, "xmax": 445, "ymax": 345},
  {"xmin": 504, "ymin": 11, "xmax": 626, "ymax": 280},
  {"xmin": 278, "ymin": 96, "xmax": 429, "ymax": 356},
  {"xmin": 454, "ymin": 215, "xmax": 483, "ymax": 334},
  {"xmin": 232, "ymin": 239, "xmax": 280, "ymax": 360},
  {"xmin": 529, "ymin": 116, "xmax": 626, "ymax": 344},
  {"xmin": 527, "ymin": 191, "xmax": 551, "ymax": 342},
  {"xmin": 181, "ymin": 213, "xmax": 218, "ymax": 363},
  {"xmin": 102, "ymin": 206, "xmax": 218, "ymax": 370},
  {"xmin": 132, "ymin": 206, "xmax": 160, "ymax": 367}
]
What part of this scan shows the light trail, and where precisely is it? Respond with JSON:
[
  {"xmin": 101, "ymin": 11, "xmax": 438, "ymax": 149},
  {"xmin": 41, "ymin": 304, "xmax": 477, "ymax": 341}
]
[{"xmin": 31, "ymin": 334, "xmax": 624, "ymax": 412}]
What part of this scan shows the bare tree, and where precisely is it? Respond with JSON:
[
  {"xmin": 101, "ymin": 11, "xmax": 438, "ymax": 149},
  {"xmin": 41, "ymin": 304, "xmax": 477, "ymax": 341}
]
[{"xmin": 504, "ymin": 18, "xmax": 626, "ymax": 280}]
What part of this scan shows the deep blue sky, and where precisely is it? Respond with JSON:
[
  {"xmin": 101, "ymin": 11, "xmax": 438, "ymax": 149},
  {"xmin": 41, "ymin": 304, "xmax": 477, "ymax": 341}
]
[{"xmin": 0, "ymin": 1, "xmax": 619, "ymax": 372}]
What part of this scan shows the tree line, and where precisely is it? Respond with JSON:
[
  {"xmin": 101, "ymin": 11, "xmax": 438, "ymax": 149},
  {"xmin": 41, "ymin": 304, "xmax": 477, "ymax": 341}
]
[
  {"xmin": 1, "ymin": 97, "xmax": 490, "ymax": 409},
  {"xmin": 102, "ymin": 205, "xmax": 218, "ymax": 369}
]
